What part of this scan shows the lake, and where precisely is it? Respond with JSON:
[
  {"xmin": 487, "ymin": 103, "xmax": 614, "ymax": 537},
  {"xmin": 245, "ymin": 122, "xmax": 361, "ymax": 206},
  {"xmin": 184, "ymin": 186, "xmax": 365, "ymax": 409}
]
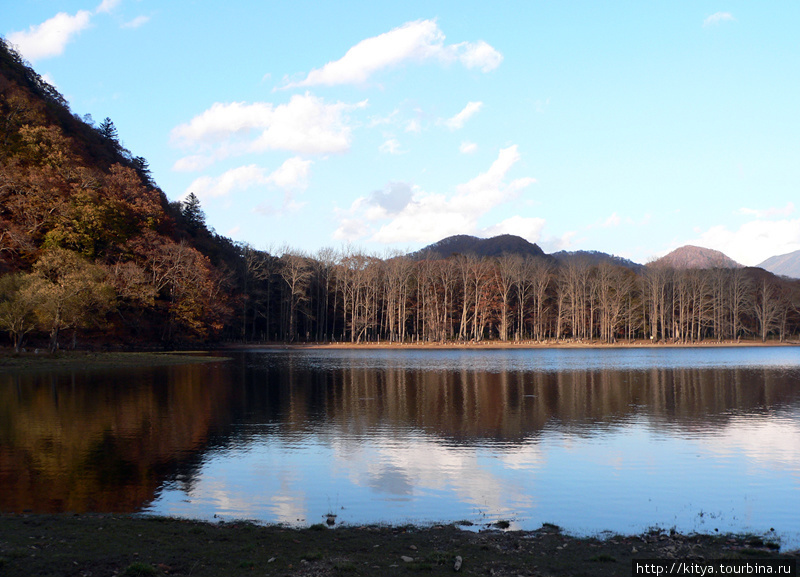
[{"xmin": 1, "ymin": 346, "xmax": 799, "ymax": 548}]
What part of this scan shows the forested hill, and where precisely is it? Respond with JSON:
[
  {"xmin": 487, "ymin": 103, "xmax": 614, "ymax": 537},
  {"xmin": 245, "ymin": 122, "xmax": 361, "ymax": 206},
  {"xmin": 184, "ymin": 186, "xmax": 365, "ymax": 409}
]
[
  {"xmin": 0, "ymin": 38, "xmax": 238, "ymax": 348},
  {"xmin": 550, "ymin": 250, "xmax": 642, "ymax": 272},
  {"xmin": 409, "ymin": 234, "xmax": 548, "ymax": 260}
]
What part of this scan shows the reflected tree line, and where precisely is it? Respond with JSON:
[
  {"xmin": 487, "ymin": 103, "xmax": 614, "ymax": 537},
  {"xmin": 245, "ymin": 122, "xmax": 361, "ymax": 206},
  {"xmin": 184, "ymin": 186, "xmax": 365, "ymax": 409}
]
[
  {"xmin": 238, "ymin": 247, "xmax": 800, "ymax": 344},
  {"xmin": 252, "ymin": 362, "xmax": 800, "ymax": 441}
]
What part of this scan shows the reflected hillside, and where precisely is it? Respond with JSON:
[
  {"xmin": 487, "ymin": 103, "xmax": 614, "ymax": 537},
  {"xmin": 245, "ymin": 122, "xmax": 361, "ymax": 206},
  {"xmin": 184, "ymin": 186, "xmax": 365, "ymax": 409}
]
[
  {"xmin": 241, "ymin": 358, "xmax": 800, "ymax": 442},
  {"xmin": 0, "ymin": 363, "xmax": 236, "ymax": 513}
]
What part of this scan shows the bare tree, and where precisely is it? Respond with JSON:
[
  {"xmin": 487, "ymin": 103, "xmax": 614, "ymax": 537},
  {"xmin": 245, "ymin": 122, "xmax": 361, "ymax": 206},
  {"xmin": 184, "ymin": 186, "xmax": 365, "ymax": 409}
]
[
  {"xmin": 279, "ymin": 249, "xmax": 312, "ymax": 342},
  {"xmin": 383, "ymin": 251, "xmax": 412, "ymax": 342},
  {"xmin": 240, "ymin": 242, "xmax": 271, "ymax": 341},
  {"xmin": 494, "ymin": 255, "xmax": 520, "ymax": 341},
  {"xmin": 754, "ymin": 275, "xmax": 784, "ymax": 342},
  {"xmin": 314, "ymin": 247, "xmax": 338, "ymax": 341}
]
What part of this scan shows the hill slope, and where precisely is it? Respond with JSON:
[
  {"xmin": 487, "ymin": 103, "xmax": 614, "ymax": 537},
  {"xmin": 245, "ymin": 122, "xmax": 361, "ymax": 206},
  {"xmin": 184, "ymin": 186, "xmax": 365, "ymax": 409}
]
[
  {"xmin": 0, "ymin": 38, "xmax": 236, "ymax": 346},
  {"xmin": 757, "ymin": 250, "xmax": 800, "ymax": 278}
]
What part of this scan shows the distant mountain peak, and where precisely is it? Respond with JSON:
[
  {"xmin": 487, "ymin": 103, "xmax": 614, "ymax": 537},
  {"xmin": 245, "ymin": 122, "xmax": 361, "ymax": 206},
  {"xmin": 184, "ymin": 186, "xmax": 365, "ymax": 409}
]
[
  {"xmin": 652, "ymin": 245, "xmax": 741, "ymax": 269},
  {"xmin": 758, "ymin": 249, "xmax": 800, "ymax": 279}
]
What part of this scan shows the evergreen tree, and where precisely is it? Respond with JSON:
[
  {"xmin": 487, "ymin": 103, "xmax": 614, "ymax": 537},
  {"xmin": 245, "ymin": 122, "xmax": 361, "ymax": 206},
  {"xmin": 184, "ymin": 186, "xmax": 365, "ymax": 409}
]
[
  {"xmin": 98, "ymin": 117, "xmax": 118, "ymax": 142},
  {"xmin": 181, "ymin": 192, "xmax": 206, "ymax": 230},
  {"xmin": 133, "ymin": 156, "xmax": 154, "ymax": 186}
]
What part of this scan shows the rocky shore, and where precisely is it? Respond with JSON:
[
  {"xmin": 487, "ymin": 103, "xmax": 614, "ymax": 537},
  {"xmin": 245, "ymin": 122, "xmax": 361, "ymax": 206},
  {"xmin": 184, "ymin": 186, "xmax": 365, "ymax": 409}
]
[{"xmin": 1, "ymin": 514, "xmax": 797, "ymax": 577}]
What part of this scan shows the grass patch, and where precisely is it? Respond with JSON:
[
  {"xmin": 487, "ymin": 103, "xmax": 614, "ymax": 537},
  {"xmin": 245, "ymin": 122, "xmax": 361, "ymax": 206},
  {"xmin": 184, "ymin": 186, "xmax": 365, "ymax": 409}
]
[
  {"xmin": 303, "ymin": 550, "xmax": 323, "ymax": 561},
  {"xmin": 590, "ymin": 554, "xmax": 617, "ymax": 563},
  {"xmin": 122, "ymin": 562, "xmax": 157, "ymax": 577}
]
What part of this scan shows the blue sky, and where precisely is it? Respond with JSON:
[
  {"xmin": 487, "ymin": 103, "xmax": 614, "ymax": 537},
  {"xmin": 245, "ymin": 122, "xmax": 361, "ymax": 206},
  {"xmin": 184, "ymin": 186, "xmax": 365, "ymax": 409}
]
[{"xmin": 6, "ymin": 1, "xmax": 800, "ymax": 265}]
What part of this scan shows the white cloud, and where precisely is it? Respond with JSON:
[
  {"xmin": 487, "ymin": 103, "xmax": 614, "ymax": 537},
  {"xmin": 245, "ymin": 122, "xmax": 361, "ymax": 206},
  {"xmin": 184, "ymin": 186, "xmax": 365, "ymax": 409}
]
[
  {"xmin": 334, "ymin": 145, "xmax": 536, "ymax": 244},
  {"xmin": 186, "ymin": 165, "xmax": 268, "ymax": 199},
  {"xmin": 703, "ymin": 12, "xmax": 735, "ymax": 27},
  {"xmin": 379, "ymin": 138, "xmax": 403, "ymax": 154},
  {"xmin": 122, "ymin": 15, "xmax": 150, "ymax": 29},
  {"xmin": 459, "ymin": 141, "xmax": 478, "ymax": 154},
  {"xmin": 172, "ymin": 155, "xmax": 214, "ymax": 172},
  {"xmin": 686, "ymin": 218, "xmax": 800, "ymax": 266},
  {"xmin": 738, "ymin": 202, "xmax": 794, "ymax": 219},
  {"xmin": 285, "ymin": 19, "xmax": 502, "ymax": 88},
  {"xmin": 8, "ymin": 10, "xmax": 92, "ymax": 61},
  {"xmin": 171, "ymin": 102, "xmax": 274, "ymax": 146},
  {"xmin": 95, "ymin": 0, "xmax": 121, "ymax": 14},
  {"xmin": 185, "ymin": 157, "xmax": 312, "ymax": 201},
  {"xmin": 171, "ymin": 93, "xmax": 366, "ymax": 163},
  {"xmin": 266, "ymin": 157, "xmax": 312, "ymax": 191},
  {"xmin": 456, "ymin": 40, "xmax": 504, "ymax": 72},
  {"xmin": 443, "ymin": 101, "xmax": 483, "ymax": 130}
]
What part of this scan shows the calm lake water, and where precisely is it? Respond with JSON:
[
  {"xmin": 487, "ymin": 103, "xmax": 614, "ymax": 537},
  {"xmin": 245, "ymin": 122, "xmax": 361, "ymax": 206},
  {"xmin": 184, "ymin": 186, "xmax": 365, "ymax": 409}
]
[{"xmin": 2, "ymin": 347, "xmax": 799, "ymax": 548}]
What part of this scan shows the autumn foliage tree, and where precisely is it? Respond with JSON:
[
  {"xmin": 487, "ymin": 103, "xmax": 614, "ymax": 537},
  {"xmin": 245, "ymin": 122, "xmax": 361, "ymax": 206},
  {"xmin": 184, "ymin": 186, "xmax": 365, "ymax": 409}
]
[
  {"xmin": 0, "ymin": 272, "xmax": 37, "ymax": 352},
  {"xmin": 0, "ymin": 38, "xmax": 233, "ymax": 347}
]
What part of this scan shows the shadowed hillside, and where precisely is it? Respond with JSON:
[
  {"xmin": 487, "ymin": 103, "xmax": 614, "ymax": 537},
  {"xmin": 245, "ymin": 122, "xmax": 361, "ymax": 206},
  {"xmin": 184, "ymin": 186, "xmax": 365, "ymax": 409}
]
[
  {"xmin": 409, "ymin": 234, "xmax": 549, "ymax": 260},
  {"xmin": 551, "ymin": 250, "xmax": 642, "ymax": 272}
]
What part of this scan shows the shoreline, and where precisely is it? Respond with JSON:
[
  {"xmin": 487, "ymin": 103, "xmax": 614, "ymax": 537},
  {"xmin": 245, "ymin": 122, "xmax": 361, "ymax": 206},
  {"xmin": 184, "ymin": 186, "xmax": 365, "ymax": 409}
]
[
  {"xmin": 224, "ymin": 338, "xmax": 800, "ymax": 351},
  {"xmin": 1, "ymin": 340, "xmax": 796, "ymax": 369},
  {"xmin": 0, "ymin": 513, "xmax": 796, "ymax": 577}
]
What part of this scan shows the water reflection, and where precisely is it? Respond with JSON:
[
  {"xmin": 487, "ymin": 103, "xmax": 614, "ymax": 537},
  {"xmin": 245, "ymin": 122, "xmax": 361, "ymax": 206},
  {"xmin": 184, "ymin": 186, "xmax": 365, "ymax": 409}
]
[
  {"xmin": 235, "ymin": 353, "xmax": 800, "ymax": 442},
  {"xmin": 0, "ymin": 362, "xmax": 237, "ymax": 512},
  {"xmin": 1, "ymin": 348, "xmax": 799, "ymax": 547}
]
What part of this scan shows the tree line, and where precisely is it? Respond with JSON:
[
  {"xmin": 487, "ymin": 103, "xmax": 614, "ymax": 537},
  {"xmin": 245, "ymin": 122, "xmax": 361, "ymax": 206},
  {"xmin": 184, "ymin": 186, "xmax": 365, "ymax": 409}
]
[{"xmin": 232, "ymin": 246, "xmax": 800, "ymax": 346}]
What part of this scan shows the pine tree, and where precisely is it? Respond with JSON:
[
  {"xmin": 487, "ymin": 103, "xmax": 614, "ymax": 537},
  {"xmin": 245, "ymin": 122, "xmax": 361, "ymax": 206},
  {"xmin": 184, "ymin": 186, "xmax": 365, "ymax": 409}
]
[
  {"xmin": 98, "ymin": 117, "xmax": 118, "ymax": 142},
  {"xmin": 181, "ymin": 192, "xmax": 206, "ymax": 230}
]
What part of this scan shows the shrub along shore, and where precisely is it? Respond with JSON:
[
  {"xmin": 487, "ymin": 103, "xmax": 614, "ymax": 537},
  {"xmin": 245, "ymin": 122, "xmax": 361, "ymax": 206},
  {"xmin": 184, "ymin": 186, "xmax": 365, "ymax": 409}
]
[{"xmin": 0, "ymin": 514, "xmax": 797, "ymax": 577}]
